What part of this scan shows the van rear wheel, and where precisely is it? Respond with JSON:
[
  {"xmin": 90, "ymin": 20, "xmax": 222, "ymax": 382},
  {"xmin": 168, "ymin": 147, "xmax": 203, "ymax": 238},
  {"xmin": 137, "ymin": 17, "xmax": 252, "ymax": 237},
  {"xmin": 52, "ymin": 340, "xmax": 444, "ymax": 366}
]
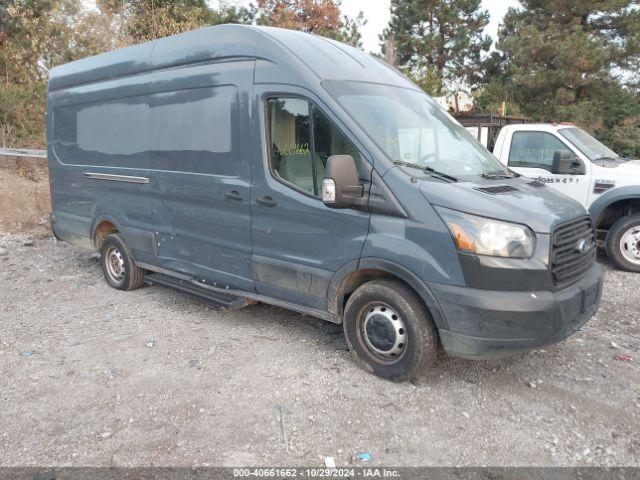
[
  {"xmin": 99, "ymin": 233, "xmax": 145, "ymax": 290},
  {"xmin": 605, "ymin": 214, "xmax": 640, "ymax": 272},
  {"xmin": 343, "ymin": 279, "xmax": 439, "ymax": 381}
]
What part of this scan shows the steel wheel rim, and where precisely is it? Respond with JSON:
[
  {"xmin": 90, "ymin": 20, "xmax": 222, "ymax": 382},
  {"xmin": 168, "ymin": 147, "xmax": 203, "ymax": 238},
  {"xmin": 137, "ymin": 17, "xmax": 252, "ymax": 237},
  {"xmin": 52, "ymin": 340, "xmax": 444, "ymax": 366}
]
[
  {"xmin": 104, "ymin": 245, "xmax": 125, "ymax": 284},
  {"xmin": 358, "ymin": 302, "xmax": 407, "ymax": 364},
  {"xmin": 619, "ymin": 225, "xmax": 640, "ymax": 265}
]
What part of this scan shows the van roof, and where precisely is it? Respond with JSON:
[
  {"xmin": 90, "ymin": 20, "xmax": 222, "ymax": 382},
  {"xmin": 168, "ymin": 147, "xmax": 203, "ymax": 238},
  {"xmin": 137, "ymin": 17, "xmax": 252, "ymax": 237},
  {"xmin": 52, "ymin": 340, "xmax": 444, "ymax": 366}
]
[{"xmin": 49, "ymin": 24, "xmax": 415, "ymax": 92}]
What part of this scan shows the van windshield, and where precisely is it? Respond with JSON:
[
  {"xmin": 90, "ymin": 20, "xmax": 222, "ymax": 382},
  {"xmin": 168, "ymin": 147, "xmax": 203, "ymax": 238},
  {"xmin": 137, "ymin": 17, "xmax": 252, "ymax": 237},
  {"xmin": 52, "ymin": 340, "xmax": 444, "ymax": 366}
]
[
  {"xmin": 323, "ymin": 81, "xmax": 510, "ymax": 180},
  {"xmin": 558, "ymin": 127, "xmax": 620, "ymax": 162}
]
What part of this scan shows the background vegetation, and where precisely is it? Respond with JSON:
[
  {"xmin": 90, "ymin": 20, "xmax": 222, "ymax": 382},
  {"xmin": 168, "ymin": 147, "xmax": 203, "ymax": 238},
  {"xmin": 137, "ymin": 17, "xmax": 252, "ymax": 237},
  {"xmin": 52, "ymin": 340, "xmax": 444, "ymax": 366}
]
[{"xmin": 1, "ymin": 0, "xmax": 639, "ymax": 157}]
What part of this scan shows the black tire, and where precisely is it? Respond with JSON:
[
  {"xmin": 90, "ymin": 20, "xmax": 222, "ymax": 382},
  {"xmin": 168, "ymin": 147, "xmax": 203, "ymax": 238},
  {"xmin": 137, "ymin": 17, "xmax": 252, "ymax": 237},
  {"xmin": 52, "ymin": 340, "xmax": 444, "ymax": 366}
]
[
  {"xmin": 343, "ymin": 279, "xmax": 440, "ymax": 381},
  {"xmin": 99, "ymin": 233, "xmax": 145, "ymax": 290},
  {"xmin": 605, "ymin": 214, "xmax": 640, "ymax": 272}
]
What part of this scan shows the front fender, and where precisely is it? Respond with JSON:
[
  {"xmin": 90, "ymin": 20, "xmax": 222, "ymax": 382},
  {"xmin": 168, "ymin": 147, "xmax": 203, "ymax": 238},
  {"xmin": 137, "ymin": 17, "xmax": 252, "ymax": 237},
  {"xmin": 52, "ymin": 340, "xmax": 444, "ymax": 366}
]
[{"xmin": 327, "ymin": 258, "xmax": 448, "ymax": 330}]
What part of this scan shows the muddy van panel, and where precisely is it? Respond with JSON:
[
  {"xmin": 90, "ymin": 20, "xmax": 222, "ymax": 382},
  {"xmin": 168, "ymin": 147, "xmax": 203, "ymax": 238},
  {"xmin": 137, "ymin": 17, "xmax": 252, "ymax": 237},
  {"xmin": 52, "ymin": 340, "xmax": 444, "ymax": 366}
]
[{"xmin": 47, "ymin": 24, "xmax": 603, "ymax": 381}]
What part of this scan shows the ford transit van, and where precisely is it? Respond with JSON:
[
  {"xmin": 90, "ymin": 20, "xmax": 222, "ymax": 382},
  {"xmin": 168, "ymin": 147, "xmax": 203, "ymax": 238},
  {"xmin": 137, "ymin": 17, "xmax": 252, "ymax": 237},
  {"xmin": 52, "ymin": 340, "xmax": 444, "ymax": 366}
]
[{"xmin": 47, "ymin": 25, "xmax": 603, "ymax": 380}]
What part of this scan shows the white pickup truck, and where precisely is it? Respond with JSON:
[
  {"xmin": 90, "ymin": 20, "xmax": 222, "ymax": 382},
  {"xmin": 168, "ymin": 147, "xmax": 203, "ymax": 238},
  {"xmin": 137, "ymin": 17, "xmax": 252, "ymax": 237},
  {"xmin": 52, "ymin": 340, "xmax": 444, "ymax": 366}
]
[{"xmin": 492, "ymin": 123, "xmax": 640, "ymax": 272}]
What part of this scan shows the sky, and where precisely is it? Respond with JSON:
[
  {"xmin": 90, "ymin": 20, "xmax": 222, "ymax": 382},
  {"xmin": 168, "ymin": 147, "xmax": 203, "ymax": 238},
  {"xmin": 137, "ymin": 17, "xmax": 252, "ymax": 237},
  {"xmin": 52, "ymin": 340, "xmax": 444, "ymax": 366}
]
[{"xmin": 211, "ymin": 0, "xmax": 521, "ymax": 53}]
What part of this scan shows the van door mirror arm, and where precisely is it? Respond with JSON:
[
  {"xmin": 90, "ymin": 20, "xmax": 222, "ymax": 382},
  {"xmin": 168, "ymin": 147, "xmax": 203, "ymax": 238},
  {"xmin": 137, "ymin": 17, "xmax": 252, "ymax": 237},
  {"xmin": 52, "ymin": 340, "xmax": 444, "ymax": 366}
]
[
  {"xmin": 349, "ymin": 183, "xmax": 370, "ymax": 209},
  {"xmin": 342, "ymin": 184, "xmax": 365, "ymax": 197}
]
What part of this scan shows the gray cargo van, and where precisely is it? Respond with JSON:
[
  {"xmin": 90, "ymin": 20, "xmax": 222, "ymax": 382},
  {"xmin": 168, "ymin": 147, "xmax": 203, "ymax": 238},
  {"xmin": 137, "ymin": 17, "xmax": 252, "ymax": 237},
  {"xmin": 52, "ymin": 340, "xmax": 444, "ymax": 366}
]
[{"xmin": 47, "ymin": 25, "xmax": 603, "ymax": 380}]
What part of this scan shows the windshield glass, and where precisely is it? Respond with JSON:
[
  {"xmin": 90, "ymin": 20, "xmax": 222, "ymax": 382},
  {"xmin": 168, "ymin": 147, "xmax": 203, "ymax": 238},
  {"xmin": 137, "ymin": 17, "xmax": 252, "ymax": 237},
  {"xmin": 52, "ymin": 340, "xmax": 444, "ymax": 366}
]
[
  {"xmin": 559, "ymin": 127, "xmax": 619, "ymax": 161},
  {"xmin": 323, "ymin": 81, "xmax": 509, "ymax": 179}
]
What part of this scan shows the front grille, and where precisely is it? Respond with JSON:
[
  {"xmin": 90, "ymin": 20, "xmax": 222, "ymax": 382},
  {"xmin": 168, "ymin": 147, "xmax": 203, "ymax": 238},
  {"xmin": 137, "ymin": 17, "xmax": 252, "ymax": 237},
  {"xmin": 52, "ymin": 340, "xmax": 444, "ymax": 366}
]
[{"xmin": 551, "ymin": 215, "xmax": 596, "ymax": 285}]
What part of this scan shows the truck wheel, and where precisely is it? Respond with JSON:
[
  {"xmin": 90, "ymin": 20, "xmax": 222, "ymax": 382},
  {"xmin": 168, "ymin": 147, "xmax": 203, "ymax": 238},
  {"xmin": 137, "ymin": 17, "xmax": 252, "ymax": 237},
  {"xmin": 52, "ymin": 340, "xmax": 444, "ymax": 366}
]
[
  {"xmin": 99, "ymin": 233, "xmax": 145, "ymax": 290},
  {"xmin": 605, "ymin": 214, "xmax": 640, "ymax": 272},
  {"xmin": 343, "ymin": 279, "xmax": 440, "ymax": 381}
]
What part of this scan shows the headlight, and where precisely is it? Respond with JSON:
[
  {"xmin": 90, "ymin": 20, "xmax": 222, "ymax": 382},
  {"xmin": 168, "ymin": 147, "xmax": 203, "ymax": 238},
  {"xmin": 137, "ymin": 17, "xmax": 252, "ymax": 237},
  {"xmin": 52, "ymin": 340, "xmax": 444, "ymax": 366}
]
[{"xmin": 435, "ymin": 207, "xmax": 535, "ymax": 258}]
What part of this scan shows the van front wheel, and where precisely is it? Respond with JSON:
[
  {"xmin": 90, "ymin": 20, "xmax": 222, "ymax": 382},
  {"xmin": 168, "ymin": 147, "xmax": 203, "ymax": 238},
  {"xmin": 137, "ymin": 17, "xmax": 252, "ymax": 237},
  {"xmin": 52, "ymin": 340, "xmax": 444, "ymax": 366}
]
[
  {"xmin": 343, "ymin": 279, "xmax": 439, "ymax": 381},
  {"xmin": 99, "ymin": 233, "xmax": 145, "ymax": 290},
  {"xmin": 605, "ymin": 214, "xmax": 640, "ymax": 272}
]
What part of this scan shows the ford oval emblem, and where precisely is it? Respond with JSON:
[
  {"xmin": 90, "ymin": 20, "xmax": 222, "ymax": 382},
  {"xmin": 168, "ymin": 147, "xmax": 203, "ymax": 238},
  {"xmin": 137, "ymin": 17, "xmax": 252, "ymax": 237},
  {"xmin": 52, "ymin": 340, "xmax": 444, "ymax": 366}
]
[{"xmin": 575, "ymin": 238, "xmax": 589, "ymax": 254}]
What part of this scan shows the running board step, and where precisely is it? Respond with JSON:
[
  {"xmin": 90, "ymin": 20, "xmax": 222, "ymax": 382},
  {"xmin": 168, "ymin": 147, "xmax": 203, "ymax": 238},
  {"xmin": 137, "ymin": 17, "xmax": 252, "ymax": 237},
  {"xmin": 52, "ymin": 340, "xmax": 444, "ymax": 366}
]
[{"xmin": 144, "ymin": 273, "xmax": 251, "ymax": 311}]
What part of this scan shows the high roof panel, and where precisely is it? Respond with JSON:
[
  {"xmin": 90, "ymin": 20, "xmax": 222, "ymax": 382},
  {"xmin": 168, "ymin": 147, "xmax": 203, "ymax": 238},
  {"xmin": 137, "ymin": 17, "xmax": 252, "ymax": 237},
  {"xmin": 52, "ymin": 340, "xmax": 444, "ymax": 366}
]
[
  {"xmin": 255, "ymin": 26, "xmax": 415, "ymax": 87},
  {"xmin": 49, "ymin": 24, "xmax": 415, "ymax": 91}
]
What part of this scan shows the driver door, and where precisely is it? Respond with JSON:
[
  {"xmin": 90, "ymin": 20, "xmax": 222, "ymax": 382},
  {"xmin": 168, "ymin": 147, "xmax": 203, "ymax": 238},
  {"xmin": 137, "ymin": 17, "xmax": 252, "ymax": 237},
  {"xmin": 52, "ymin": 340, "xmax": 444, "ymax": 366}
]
[{"xmin": 250, "ymin": 91, "xmax": 372, "ymax": 310}]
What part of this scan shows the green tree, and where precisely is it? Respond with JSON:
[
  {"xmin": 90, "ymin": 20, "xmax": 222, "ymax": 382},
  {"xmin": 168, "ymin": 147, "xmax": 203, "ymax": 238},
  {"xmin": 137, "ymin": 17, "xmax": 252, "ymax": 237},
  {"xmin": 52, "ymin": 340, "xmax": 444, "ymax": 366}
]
[
  {"xmin": 0, "ymin": 0, "xmax": 81, "ymax": 85},
  {"xmin": 0, "ymin": 0, "xmax": 84, "ymax": 146},
  {"xmin": 381, "ymin": 0, "xmax": 491, "ymax": 95},
  {"xmin": 496, "ymin": 0, "xmax": 640, "ymax": 119}
]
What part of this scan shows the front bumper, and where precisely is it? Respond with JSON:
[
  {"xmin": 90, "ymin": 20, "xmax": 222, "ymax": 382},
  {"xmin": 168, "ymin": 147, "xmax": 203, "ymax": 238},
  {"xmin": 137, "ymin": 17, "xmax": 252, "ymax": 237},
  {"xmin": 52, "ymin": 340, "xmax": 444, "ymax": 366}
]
[{"xmin": 430, "ymin": 263, "xmax": 603, "ymax": 360}]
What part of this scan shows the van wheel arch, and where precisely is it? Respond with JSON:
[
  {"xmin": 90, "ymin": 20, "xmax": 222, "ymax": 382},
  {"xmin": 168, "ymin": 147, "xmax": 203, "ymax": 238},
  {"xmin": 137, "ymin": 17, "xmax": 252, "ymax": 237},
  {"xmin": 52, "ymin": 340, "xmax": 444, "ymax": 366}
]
[
  {"xmin": 92, "ymin": 217, "xmax": 122, "ymax": 249},
  {"xmin": 331, "ymin": 262, "xmax": 447, "ymax": 331},
  {"xmin": 336, "ymin": 269, "xmax": 395, "ymax": 315}
]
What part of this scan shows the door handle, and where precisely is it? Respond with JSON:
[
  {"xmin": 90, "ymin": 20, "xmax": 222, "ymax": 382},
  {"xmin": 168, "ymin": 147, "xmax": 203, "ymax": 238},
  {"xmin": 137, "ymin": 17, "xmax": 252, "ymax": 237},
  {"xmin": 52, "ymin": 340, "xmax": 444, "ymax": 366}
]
[
  {"xmin": 256, "ymin": 196, "xmax": 277, "ymax": 207},
  {"xmin": 224, "ymin": 190, "xmax": 243, "ymax": 201}
]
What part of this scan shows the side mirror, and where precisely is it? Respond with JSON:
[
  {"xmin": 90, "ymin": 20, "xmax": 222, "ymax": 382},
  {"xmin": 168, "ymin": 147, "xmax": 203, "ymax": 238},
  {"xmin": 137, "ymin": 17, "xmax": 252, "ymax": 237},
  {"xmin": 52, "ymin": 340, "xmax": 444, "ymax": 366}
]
[
  {"xmin": 552, "ymin": 150, "xmax": 584, "ymax": 175},
  {"xmin": 322, "ymin": 155, "xmax": 364, "ymax": 208}
]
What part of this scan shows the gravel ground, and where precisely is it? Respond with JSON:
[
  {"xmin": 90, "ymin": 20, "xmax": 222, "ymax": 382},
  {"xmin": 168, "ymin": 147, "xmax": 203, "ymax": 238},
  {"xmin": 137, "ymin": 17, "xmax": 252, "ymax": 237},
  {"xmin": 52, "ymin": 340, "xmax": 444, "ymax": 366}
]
[{"xmin": 0, "ymin": 233, "xmax": 638, "ymax": 467}]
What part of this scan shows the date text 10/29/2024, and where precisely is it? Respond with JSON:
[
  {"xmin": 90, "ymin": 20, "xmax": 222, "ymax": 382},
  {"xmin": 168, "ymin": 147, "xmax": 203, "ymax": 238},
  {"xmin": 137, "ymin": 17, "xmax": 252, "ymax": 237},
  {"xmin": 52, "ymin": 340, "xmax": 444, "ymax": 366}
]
[{"xmin": 233, "ymin": 468, "xmax": 401, "ymax": 478}]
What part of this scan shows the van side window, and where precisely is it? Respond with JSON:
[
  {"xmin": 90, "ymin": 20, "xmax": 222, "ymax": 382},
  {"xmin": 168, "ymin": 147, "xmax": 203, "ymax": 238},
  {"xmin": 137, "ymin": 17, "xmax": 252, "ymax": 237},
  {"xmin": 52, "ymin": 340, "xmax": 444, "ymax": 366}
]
[
  {"xmin": 267, "ymin": 98, "xmax": 363, "ymax": 197},
  {"xmin": 267, "ymin": 98, "xmax": 314, "ymax": 194},
  {"xmin": 52, "ymin": 86, "xmax": 238, "ymax": 175},
  {"xmin": 508, "ymin": 131, "xmax": 573, "ymax": 172}
]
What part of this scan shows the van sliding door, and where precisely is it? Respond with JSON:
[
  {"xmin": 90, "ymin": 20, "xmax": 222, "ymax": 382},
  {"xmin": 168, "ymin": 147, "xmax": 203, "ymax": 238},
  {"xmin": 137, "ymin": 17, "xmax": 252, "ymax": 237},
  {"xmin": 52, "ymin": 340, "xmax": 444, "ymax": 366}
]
[{"xmin": 145, "ymin": 61, "xmax": 255, "ymax": 291}]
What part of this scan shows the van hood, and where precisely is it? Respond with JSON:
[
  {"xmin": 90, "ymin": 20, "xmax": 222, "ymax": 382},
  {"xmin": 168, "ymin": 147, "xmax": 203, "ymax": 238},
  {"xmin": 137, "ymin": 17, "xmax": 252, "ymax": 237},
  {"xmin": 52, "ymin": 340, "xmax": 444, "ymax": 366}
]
[{"xmin": 418, "ymin": 177, "xmax": 586, "ymax": 234}]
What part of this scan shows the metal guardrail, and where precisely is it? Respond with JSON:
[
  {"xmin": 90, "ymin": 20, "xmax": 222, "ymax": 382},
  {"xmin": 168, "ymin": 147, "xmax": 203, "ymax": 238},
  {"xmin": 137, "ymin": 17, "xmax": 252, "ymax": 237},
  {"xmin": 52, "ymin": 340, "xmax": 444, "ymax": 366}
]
[{"xmin": 0, "ymin": 147, "xmax": 47, "ymax": 158}]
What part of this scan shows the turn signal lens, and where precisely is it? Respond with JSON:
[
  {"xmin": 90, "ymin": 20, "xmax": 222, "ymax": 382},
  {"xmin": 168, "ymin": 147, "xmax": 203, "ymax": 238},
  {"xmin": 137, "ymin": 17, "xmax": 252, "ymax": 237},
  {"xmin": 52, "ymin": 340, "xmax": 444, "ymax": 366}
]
[
  {"xmin": 450, "ymin": 222, "xmax": 477, "ymax": 252},
  {"xmin": 322, "ymin": 178, "xmax": 336, "ymax": 203}
]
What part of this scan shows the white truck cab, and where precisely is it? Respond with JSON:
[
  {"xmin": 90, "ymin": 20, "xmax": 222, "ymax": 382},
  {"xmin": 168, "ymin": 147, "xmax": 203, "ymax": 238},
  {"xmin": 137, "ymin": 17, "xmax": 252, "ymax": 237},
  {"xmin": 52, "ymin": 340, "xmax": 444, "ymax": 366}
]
[{"xmin": 493, "ymin": 123, "xmax": 640, "ymax": 271}]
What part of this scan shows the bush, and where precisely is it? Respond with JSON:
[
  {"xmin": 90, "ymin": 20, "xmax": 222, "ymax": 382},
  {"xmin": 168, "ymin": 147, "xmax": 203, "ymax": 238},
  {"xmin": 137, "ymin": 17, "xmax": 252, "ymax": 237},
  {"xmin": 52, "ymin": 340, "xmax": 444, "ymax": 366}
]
[{"xmin": 0, "ymin": 82, "xmax": 47, "ymax": 148}]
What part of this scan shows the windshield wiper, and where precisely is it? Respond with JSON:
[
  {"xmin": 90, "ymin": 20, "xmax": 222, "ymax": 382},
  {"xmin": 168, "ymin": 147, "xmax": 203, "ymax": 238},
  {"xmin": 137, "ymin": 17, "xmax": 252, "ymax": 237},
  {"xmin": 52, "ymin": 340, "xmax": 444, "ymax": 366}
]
[{"xmin": 393, "ymin": 160, "xmax": 459, "ymax": 183}]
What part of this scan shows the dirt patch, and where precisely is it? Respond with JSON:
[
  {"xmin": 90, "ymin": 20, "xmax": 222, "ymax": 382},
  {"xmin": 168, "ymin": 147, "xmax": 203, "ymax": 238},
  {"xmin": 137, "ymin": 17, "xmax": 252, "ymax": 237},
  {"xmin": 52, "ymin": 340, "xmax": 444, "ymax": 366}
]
[{"xmin": 0, "ymin": 169, "xmax": 51, "ymax": 234}]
